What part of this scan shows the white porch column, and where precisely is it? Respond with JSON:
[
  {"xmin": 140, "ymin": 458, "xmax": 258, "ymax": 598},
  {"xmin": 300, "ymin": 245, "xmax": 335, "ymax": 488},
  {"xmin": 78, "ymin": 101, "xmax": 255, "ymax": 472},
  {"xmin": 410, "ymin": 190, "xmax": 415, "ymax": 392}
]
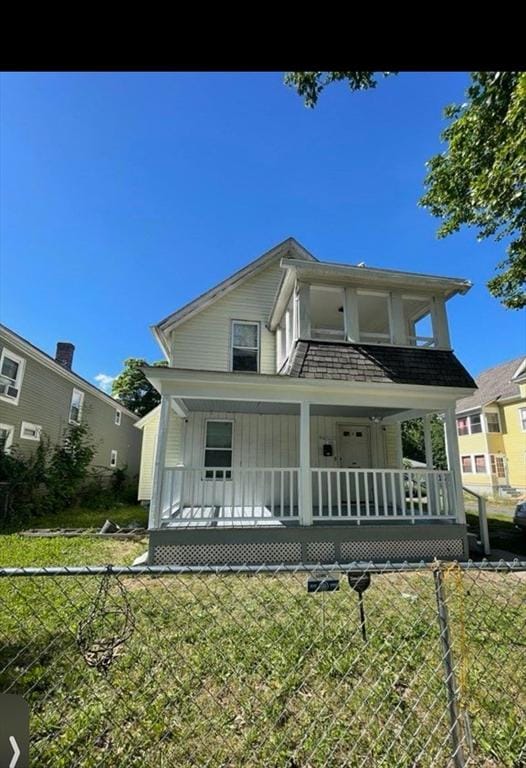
[
  {"xmin": 298, "ymin": 281, "xmax": 311, "ymax": 339},
  {"xmin": 443, "ymin": 407, "xmax": 465, "ymax": 524},
  {"xmin": 431, "ymin": 296, "xmax": 451, "ymax": 349},
  {"xmin": 344, "ymin": 286, "xmax": 360, "ymax": 342},
  {"xmin": 276, "ymin": 326, "xmax": 283, "ymax": 370},
  {"xmin": 149, "ymin": 395, "xmax": 171, "ymax": 529},
  {"xmin": 423, "ymin": 415, "xmax": 434, "ymax": 468},
  {"xmin": 390, "ymin": 292, "xmax": 407, "ymax": 346},
  {"xmin": 394, "ymin": 422, "xmax": 403, "ymax": 467},
  {"xmin": 285, "ymin": 309, "xmax": 291, "ymax": 357},
  {"xmin": 299, "ymin": 401, "xmax": 313, "ymax": 525}
]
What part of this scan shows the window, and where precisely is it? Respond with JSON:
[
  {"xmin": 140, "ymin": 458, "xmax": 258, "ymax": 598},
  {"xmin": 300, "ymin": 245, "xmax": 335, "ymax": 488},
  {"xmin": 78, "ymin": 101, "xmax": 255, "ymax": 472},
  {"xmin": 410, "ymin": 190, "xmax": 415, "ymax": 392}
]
[
  {"xmin": 470, "ymin": 414, "xmax": 483, "ymax": 434},
  {"xmin": 0, "ymin": 348, "xmax": 25, "ymax": 405},
  {"xmin": 457, "ymin": 417, "xmax": 469, "ymax": 436},
  {"xmin": 357, "ymin": 291, "xmax": 391, "ymax": 343},
  {"xmin": 485, "ymin": 412, "xmax": 500, "ymax": 433},
  {"xmin": 204, "ymin": 420, "xmax": 233, "ymax": 479},
  {"xmin": 115, "ymin": 409, "xmax": 122, "ymax": 426},
  {"xmin": 20, "ymin": 421, "xmax": 42, "ymax": 441},
  {"xmin": 520, "ymin": 408, "xmax": 526, "ymax": 432},
  {"xmin": 474, "ymin": 455, "xmax": 487, "ymax": 474},
  {"xmin": 110, "ymin": 450, "xmax": 118, "ymax": 468},
  {"xmin": 490, "ymin": 455, "xmax": 506, "ymax": 478},
  {"xmin": 461, "ymin": 456, "xmax": 473, "ymax": 473},
  {"xmin": 69, "ymin": 389, "xmax": 84, "ymax": 424},
  {"xmin": 0, "ymin": 424, "xmax": 14, "ymax": 453},
  {"xmin": 231, "ymin": 322, "xmax": 259, "ymax": 372}
]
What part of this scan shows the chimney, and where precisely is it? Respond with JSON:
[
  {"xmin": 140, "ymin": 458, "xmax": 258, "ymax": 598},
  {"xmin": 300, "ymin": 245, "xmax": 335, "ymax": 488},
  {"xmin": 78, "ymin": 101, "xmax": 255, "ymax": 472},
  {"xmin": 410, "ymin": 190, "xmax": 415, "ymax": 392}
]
[{"xmin": 55, "ymin": 342, "xmax": 75, "ymax": 371}]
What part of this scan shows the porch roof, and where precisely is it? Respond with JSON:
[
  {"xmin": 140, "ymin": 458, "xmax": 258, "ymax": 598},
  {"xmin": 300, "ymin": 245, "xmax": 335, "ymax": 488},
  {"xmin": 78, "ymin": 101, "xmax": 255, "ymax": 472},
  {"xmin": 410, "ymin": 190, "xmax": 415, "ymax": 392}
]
[
  {"xmin": 287, "ymin": 341, "xmax": 477, "ymax": 390},
  {"xmin": 141, "ymin": 363, "xmax": 476, "ymax": 413}
]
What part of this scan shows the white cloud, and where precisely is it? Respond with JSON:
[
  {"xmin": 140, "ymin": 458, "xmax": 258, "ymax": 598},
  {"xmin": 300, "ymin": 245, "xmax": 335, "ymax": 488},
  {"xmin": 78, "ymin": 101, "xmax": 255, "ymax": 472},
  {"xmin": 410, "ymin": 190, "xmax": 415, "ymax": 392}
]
[{"xmin": 94, "ymin": 373, "xmax": 115, "ymax": 394}]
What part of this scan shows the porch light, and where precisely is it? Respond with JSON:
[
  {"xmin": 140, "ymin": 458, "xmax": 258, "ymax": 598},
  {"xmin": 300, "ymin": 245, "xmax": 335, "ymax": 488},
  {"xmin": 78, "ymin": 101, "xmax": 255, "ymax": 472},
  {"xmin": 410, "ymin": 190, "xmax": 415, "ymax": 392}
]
[{"xmin": 369, "ymin": 416, "xmax": 383, "ymax": 423}]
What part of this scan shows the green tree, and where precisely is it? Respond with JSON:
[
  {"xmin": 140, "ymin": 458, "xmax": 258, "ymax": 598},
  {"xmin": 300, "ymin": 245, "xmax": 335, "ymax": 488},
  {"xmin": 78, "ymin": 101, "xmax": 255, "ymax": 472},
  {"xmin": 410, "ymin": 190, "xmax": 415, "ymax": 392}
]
[
  {"xmin": 401, "ymin": 415, "xmax": 447, "ymax": 470},
  {"xmin": 285, "ymin": 71, "xmax": 526, "ymax": 309},
  {"xmin": 112, "ymin": 358, "xmax": 167, "ymax": 417}
]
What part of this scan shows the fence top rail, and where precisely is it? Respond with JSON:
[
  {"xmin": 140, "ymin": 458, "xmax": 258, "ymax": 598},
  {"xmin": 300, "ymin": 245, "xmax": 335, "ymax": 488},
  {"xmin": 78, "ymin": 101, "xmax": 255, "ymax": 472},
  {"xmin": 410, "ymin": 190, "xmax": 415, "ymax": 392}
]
[
  {"xmin": 0, "ymin": 559, "xmax": 524, "ymax": 578},
  {"xmin": 167, "ymin": 467, "xmax": 452, "ymax": 475}
]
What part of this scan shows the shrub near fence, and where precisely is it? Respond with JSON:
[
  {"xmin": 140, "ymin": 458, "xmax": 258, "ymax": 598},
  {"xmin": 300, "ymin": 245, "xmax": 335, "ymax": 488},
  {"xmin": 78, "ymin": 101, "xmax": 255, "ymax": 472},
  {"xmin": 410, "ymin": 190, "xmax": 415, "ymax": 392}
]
[{"xmin": 0, "ymin": 561, "xmax": 524, "ymax": 767}]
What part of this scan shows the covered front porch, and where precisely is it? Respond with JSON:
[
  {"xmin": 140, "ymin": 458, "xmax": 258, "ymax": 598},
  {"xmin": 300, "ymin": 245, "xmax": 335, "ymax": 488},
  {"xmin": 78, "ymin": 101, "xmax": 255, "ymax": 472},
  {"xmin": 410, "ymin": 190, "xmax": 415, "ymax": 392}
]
[{"xmin": 142, "ymin": 365, "xmax": 468, "ymax": 562}]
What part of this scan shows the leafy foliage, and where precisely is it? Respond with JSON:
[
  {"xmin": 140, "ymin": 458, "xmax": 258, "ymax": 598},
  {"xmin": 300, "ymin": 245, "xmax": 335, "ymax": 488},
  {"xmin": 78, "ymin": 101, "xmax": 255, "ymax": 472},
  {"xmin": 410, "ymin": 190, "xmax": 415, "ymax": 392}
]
[
  {"xmin": 284, "ymin": 71, "xmax": 396, "ymax": 108},
  {"xmin": 421, "ymin": 71, "xmax": 526, "ymax": 309},
  {"xmin": 0, "ymin": 423, "xmax": 95, "ymax": 526},
  {"xmin": 111, "ymin": 358, "xmax": 168, "ymax": 417},
  {"xmin": 285, "ymin": 71, "xmax": 526, "ymax": 308},
  {"xmin": 401, "ymin": 415, "xmax": 447, "ymax": 469}
]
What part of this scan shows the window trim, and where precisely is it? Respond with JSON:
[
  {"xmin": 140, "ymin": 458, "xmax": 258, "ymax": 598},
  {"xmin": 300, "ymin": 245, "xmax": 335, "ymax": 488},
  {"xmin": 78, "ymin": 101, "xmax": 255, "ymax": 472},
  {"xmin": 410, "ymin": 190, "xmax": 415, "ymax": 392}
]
[
  {"xmin": 230, "ymin": 320, "xmax": 260, "ymax": 373},
  {"xmin": 485, "ymin": 412, "xmax": 501, "ymax": 433},
  {"xmin": 456, "ymin": 413, "xmax": 485, "ymax": 436},
  {"xmin": 20, "ymin": 421, "xmax": 42, "ymax": 441},
  {"xmin": 474, "ymin": 454, "xmax": 487, "ymax": 474},
  {"xmin": 0, "ymin": 347, "xmax": 26, "ymax": 406},
  {"xmin": 203, "ymin": 418, "xmax": 234, "ymax": 480},
  {"xmin": 115, "ymin": 409, "xmax": 122, "ymax": 426},
  {"xmin": 519, "ymin": 407, "xmax": 526, "ymax": 432},
  {"xmin": 110, "ymin": 449, "xmax": 118, "ymax": 468},
  {"xmin": 460, "ymin": 453, "xmax": 490, "ymax": 475},
  {"xmin": 69, "ymin": 388, "xmax": 85, "ymax": 425},
  {"xmin": 461, "ymin": 455, "xmax": 473, "ymax": 474},
  {"xmin": 0, "ymin": 423, "xmax": 14, "ymax": 453}
]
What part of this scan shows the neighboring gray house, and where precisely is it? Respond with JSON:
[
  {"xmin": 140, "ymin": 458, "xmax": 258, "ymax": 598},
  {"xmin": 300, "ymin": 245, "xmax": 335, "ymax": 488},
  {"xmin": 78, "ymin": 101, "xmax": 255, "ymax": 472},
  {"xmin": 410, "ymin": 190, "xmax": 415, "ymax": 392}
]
[{"xmin": 0, "ymin": 324, "xmax": 141, "ymax": 476}]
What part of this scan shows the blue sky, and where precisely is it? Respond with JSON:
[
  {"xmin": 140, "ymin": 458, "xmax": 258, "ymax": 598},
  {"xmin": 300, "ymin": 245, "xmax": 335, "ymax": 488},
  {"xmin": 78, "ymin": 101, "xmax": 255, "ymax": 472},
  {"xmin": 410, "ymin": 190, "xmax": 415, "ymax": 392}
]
[{"xmin": 1, "ymin": 71, "xmax": 524, "ymax": 391}]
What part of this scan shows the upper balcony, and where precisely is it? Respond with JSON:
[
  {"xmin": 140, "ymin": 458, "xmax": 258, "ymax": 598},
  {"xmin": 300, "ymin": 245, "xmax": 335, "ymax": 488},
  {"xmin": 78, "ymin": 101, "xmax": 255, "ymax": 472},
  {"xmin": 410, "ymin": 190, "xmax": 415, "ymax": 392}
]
[{"xmin": 269, "ymin": 258, "xmax": 472, "ymax": 373}]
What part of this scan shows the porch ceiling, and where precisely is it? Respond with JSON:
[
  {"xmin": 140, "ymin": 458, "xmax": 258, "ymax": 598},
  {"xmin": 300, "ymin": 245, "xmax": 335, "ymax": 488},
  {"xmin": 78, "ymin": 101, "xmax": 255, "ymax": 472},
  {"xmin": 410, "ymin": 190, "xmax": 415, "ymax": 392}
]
[{"xmin": 180, "ymin": 398, "xmax": 405, "ymax": 418}]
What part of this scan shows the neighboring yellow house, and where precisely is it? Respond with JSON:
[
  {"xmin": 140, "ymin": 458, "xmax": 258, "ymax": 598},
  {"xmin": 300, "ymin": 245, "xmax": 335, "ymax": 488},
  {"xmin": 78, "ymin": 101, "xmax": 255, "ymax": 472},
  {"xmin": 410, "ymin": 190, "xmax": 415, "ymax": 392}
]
[{"xmin": 456, "ymin": 356, "xmax": 526, "ymax": 496}]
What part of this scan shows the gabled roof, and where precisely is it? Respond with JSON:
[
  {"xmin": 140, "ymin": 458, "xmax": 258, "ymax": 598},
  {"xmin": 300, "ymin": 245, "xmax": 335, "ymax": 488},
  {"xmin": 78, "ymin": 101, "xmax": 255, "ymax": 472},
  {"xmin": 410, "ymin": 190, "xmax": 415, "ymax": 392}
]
[
  {"xmin": 134, "ymin": 404, "xmax": 160, "ymax": 429},
  {"xmin": 456, "ymin": 355, "xmax": 525, "ymax": 413},
  {"xmin": 287, "ymin": 341, "xmax": 477, "ymax": 390},
  {"xmin": 0, "ymin": 323, "xmax": 139, "ymax": 420},
  {"xmin": 152, "ymin": 237, "xmax": 317, "ymax": 354},
  {"xmin": 155, "ymin": 237, "xmax": 317, "ymax": 332}
]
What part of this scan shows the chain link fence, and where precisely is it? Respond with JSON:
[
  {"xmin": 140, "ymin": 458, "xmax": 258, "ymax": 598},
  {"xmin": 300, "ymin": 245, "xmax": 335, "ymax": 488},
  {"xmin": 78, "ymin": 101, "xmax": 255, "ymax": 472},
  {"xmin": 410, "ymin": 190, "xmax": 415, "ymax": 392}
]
[{"xmin": 0, "ymin": 560, "xmax": 524, "ymax": 767}]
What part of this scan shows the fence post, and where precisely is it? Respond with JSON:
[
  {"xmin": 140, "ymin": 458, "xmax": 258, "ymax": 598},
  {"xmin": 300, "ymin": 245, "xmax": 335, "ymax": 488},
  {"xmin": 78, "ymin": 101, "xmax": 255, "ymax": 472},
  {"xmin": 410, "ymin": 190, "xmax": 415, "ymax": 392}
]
[{"xmin": 433, "ymin": 566, "xmax": 466, "ymax": 768}]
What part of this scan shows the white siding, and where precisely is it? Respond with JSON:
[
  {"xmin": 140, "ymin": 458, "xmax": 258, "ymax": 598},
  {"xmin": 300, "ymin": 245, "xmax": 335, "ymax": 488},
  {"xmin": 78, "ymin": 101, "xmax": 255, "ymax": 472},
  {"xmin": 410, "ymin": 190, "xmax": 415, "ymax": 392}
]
[
  {"xmin": 140, "ymin": 411, "xmax": 399, "ymax": 501},
  {"xmin": 138, "ymin": 409, "xmax": 184, "ymax": 500},
  {"xmin": 169, "ymin": 262, "xmax": 282, "ymax": 374}
]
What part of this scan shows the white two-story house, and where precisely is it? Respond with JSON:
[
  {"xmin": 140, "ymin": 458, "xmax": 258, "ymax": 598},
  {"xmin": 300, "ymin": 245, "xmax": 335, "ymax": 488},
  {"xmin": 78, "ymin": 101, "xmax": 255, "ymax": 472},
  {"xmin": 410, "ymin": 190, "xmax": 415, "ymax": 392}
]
[{"xmin": 137, "ymin": 238, "xmax": 477, "ymax": 565}]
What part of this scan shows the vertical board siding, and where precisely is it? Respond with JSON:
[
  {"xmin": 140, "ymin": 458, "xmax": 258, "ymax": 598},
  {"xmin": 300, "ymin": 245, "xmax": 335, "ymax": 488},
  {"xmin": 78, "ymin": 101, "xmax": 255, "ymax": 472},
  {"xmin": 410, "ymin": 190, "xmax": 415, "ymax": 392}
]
[{"xmin": 169, "ymin": 262, "xmax": 283, "ymax": 374}]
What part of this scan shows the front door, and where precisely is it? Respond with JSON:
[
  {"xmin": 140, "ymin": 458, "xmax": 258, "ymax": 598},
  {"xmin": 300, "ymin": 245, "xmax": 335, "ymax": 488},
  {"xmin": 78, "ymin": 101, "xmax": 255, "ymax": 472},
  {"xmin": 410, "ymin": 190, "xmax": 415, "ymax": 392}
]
[
  {"xmin": 337, "ymin": 426, "xmax": 372, "ymax": 507},
  {"xmin": 338, "ymin": 425, "xmax": 371, "ymax": 469}
]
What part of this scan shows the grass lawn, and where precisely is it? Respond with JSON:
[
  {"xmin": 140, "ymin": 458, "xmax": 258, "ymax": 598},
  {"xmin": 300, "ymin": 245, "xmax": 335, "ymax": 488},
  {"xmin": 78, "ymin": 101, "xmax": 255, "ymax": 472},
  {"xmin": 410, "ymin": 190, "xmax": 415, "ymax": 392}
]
[
  {"xmin": 0, "ymin": 505, "xmax": 148, "ymax": 567},
  {"xmin": 0, "ymin": 565, "xmax": 524, "ymax": 767},
  {"xmin": 466, "ymin": 504, "xmax": 526, "ymax": 558}
]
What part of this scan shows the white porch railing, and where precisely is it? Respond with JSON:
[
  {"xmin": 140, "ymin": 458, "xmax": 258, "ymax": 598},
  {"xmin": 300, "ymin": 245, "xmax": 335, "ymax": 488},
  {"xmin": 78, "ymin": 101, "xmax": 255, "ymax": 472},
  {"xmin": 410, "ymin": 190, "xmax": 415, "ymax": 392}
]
[
  {"xmin": 156, "ymin": 467, "xmax": 456, "ymax": 527},
  {"xmin": 160, "ymin": 467, "xmax": 300, "ymax": 526},
  {"xmin": 312, "ymin": 468, "xmax": 455, "ymax": 523}
]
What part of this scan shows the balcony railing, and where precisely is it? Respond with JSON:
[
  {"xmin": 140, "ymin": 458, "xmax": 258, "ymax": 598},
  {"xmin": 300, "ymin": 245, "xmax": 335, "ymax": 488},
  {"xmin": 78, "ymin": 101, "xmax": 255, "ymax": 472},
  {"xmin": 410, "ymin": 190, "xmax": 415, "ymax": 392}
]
[{"xmin": 156, "ymin": 467, "xmax": 456, "ymax": 528}]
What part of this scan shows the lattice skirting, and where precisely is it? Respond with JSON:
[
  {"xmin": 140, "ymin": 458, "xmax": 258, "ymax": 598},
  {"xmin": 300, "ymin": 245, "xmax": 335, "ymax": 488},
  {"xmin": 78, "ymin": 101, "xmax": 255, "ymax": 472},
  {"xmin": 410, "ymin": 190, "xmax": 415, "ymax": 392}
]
[{"xmin": 151, "ymin": 537, "xmax": 465, "ymax": 565}]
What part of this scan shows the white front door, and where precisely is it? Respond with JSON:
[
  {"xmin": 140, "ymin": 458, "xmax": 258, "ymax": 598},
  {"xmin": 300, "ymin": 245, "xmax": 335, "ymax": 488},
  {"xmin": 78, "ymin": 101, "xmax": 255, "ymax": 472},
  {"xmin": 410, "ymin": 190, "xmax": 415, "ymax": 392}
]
[
  {"xmin": 338, "ymin": 426, "xmax": 371, "ymax": 468},
  {"xmin": 337, "ymin": 426, "xmax": 372, "ymax": 506}
]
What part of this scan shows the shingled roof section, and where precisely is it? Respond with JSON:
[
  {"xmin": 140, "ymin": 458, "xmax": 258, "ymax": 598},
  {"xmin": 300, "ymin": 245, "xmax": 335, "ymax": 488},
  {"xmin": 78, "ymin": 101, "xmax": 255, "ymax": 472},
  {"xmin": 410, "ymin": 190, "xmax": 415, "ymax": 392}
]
[
  {"xmin": 456, "ymin": 356, "xmax": 524, "ymax": 413},
  {"xmin": 286, "ymin": 341, "xmax": 477, "ymax": 389}
]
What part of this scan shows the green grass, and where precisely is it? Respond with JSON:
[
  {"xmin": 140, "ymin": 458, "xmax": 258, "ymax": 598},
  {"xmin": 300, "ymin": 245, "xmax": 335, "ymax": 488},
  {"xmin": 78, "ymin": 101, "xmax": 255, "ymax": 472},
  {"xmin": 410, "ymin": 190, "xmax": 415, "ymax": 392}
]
[
  {"xmin": 21, "ymin": 504, "xmax": 148, "ymax": 531},
  {"xmin": 0, "ymin": 533, "xmax": 147, "ymax": 567},
  {"xmin": 0, "ymin": 566, "xmax": 524, "ymax": 767},
  {"xmin": 0, "ymin": 504, "xmax": 148, "ymax": 568},
  {"xmin": 466, "ymin": 508, "xmax": 526, "ymax": 557}
]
